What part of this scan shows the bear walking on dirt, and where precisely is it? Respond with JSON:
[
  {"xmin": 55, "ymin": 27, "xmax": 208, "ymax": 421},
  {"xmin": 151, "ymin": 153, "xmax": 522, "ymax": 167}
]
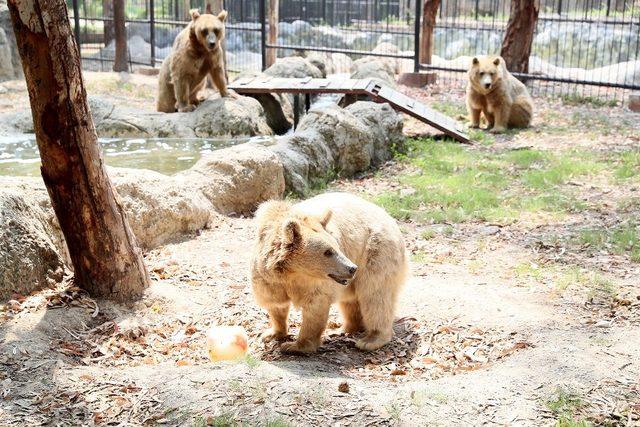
[
  {"xmin": 466, "ymin": 55, "xmax": 533, "ymax": 133},
  {"xmin": 251, "ymin": 192, "xmax": 408, "ymax": 354},
  {"xmin": 157, "ymin": 9, "xmax": 229, "ymax": 113}
]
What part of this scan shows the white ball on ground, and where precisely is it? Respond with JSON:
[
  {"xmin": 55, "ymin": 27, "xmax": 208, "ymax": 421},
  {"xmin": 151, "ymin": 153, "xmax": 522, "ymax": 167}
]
[{"xmin": 206, "ymin": 325, "xmax": 248, "ymax": 361}]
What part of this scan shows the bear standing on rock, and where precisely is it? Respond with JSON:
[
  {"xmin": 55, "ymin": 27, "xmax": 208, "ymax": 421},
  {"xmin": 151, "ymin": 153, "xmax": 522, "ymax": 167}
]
[
  {"xmin": 251, "ymin": 192, "xmax": 408, "ymax": 354},
  {"xmin": 157, "ymin": 9, "xmax": 229, "ymax": 113},
  {"xmin": 466, "ymin": 55, "xmax": 533, "ymax": 133}
]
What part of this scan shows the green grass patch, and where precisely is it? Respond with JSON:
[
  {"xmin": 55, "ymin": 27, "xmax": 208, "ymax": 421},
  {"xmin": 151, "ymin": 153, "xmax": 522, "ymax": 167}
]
[
  {"xmin": 575, "ymin": 222, "xmax": 640, "ymax": 262},
  {"xmin": 612, "ymin": 150, "xmax": 640, "ymax": 181},
  {"xmin": 546, "ymin": 388, "xmax": 589, "ymax": 427},
  {"xmin": 431, "ymin": 101, "xmax": 467, "ymax": 119},
  {"xmin": 561, "ymin": 93, "xmax": 618, "ymax": 108},
  {"xmin": 374, "ymin": 139, "xmax": 602, "ymax": 224}
]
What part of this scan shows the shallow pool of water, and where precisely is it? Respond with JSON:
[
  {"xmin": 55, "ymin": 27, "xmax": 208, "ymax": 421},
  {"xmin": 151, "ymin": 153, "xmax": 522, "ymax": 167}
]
[{"xmin": 0, "ymin": 135, "xmax": 274, "ymax": 176}]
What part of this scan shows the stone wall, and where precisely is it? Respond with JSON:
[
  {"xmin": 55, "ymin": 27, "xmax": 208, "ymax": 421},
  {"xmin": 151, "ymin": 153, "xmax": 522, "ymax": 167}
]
[{"xmin": 0, "ymin": 100, "xmax": 403, "ymax": 298}]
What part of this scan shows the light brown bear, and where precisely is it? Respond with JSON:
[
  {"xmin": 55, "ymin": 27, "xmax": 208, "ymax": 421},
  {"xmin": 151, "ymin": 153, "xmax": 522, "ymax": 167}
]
[
  {"xmin": 157, "ymin": 9, "xmax": 229, "ymax": 113},
  {"xmin": 466, "ymin": 55, "xmax": 533, "ymax": 133},
  {"xmin": 251, "ymin": 192, "xmax": 408, "ymax": 354}
]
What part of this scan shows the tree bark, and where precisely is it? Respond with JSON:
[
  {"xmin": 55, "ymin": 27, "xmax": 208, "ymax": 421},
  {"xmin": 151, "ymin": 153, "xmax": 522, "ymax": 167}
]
[
  {"xmin": 113, "ymin": 0, "xmax": 128, "ymax": 72},
  {"xmin": 266, "ymin": 0, "xmax": 278, "ymax": 67},
  {"xmin": 500, "ymin": 0, "xmax": 539, "ymax": 74},
  {"xmin": 7, "ymin": 0, "xmax": 150, "ymax": 301},
  {"xmin": 102, "ymin": 0, "xmax": 114, "ymax": 46},
  {"xmin": 419, "ymin": 0, "xmax": 440, "ymax": 65}
]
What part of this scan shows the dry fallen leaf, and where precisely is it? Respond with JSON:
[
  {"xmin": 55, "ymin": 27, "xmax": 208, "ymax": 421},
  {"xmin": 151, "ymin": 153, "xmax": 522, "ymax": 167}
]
[{"xmin": 338, "ymin": 381, "xmax": 350, "ymax": 393}]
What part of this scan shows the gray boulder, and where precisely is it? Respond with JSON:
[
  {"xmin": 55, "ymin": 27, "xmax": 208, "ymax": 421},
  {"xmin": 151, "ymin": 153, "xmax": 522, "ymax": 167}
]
[
  {"xmin": 350, "ymin": 57, "xmax": 396, "ymax": 87},
  {"xmin": 269, "ymin": 101, "xmax": 403, "ymax": 194},
  {"xmin": 0, "ymin": 178, "xmax": 65, "ymax": 299},
  {"xmin": 264, "ymin": 56, "xmax": 323, "ymax": 79},
  {"xmin": 1, "ymin": 95, "xmax": 274, "ymax": 138},
  {"xmin": 110, "ymin": 168, "xmax": 215, "ymax": 249},
  {"xmin": 190, "ymin": 96, "xmax": 273, "ymax": 137},
  {"xmin": 181, "ymin": 143, "xmax": 285, "ymax": 215},
  {"xmin": 0, "ymin": 1, "xmax": 21, "ymax": 81}
]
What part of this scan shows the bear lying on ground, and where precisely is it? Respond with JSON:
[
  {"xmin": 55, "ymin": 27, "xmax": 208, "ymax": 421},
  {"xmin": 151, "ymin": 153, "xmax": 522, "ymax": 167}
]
[
  {"xmin": 157, "ymin": 9, "xmax": 229, "ymax": 113},
  {"xmin": 466, "ymin": 55, "xmax": 533, "ymax": 133},
  {"xmin": 251, "ymin": 192, "xmax": 408, "ymax": 354}
]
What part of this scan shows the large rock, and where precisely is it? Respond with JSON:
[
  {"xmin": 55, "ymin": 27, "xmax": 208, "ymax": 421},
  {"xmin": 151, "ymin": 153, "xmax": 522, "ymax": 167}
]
[
  {"xmin": 350, "ymin": 57, "xmax": 396, "ymax": 87},
  {"xmin": 110, "ymin": 168, "xmax": 215, "ymax": 249},
  {"xmin": 1, "ymin": 95, "xmax": 274, "ymax": 138},
  {"xmin": 269, "ymin": 101, "xmax": 403, "ymax": 194},
  {"xmin": 0, "ymin": 1, "xmax": 21, "ymax": 81},
  {"xmin": 264, "ymin": 56, "xmax": 323, "ymax": 79},
  {"xmin": 0, "ymin": 178, "xmax": 65, "ymax": 299},
  {"xmin": 182, "ymin": 143, "xmax": 285, "ymax": 215}
]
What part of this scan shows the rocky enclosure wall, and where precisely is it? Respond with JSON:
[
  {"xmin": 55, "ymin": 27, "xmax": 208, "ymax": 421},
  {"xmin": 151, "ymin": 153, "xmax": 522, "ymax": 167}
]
[{"xmin": 0, "ymin": 100, "xmax": 403, "ymax": 298}]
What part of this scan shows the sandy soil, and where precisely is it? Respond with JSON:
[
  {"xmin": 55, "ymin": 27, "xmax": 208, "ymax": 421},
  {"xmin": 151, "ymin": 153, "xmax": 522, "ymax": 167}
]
[{"xmin": 0, "ymin": 76, "xmax": 639, "ymax": 426}]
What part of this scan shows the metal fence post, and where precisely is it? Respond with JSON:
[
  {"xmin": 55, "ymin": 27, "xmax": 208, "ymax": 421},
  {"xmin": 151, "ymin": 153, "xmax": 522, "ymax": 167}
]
[
  {"xmin": 260, "ymin": 0, "xmax": 267, "ymax": 70},
  {"xmin": 150, "ymin": 0, "xmax": 156, "ymax": 67},
  {"xmin": 413, "ymin": 0, "xmax": 420, "ymax": 72},
  {"xmin": 72, "ymin": 0, "xmax": 81, "ymax": 55}
]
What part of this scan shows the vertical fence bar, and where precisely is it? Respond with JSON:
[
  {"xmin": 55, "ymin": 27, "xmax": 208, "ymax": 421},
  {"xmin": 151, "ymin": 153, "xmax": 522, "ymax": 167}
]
[
  {"xmin": 413, "ymin": 0, "xmax": 420, "ymax": 72},
  {"xmin": 72, "ymin": 0, "xmax": 81, "ymax": 55},
  {"xmin": 260, "ymin": 0, "xmax": 267, "ymax": 70},
  {"xmin": 150, "ymin": 0, "xmax": 156, "ymax": 67}
]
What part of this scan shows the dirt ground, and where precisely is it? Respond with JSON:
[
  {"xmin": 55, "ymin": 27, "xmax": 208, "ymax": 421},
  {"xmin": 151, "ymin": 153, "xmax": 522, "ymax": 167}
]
[{"xmin": 0, "ymin": 73, "xmax": 639, "ymax": 426}]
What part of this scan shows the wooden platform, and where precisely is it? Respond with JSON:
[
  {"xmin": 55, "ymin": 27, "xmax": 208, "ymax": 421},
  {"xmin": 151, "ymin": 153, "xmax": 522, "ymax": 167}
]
[{"xmin": 228, "ymin": 76, "xmax": 470, "ymax": 144}]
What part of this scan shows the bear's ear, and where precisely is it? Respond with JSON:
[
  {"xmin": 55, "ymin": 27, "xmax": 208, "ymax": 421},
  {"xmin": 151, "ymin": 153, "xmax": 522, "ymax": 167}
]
[
  {"xmin": 282, "ymin": 219, "xmax": 301, "ymax": 246},
  {"xmin": 493, "ymin": 57, "xmax": 500, "ymax": 66},
  {"xmin": 190, "ymin": 8, "xmax": 201, "ymax": 21},
  {"xmin": 218, "ymin": 10, "xmax": 228, "ymax": 22},
  {"xmin": 472, "ymin": 57, "xmax": 479, "ymax": 66},
  {"xmin": 319, "ymin": 209, "xmax": 332, "ymax": 228}
]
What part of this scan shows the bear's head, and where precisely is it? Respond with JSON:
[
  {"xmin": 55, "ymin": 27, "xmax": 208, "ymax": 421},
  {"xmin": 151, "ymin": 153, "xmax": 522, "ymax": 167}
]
[
  {"xmin": 189, "ymin": 8, "xmax": 227, "ymax": 52},
  {"xmin": 469, "ymin": 55, "xmax": 505, "ymax": 94},
  {"xmin": 255, "ymin": 202, "xmax": 358, "ymax": 286}
]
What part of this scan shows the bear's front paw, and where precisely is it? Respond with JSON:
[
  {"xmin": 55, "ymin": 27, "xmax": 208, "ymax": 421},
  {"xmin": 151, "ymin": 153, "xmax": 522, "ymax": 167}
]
[
  {"xmin": 280, "ymin": 340, "xmax": 319, "ymax": 354},
  {"xmin": 177, "ymin": 104, "xmax": 196, "ymax": 113},
  {"xmin": 261, "ymin": 328, "xmax": 288, "ymax": 343},
  {"xmin": 467, "ymin": 123, "xmax": 480, "ymax": 129},
  {"xmin": 489, "ymin": 126, "xmax": 506, "ymax": 134}
]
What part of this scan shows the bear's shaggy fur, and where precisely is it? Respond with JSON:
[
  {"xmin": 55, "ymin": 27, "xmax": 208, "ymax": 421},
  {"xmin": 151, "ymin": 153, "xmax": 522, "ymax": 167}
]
[
  {"xmin": 157, "ymin": 9, "xmax": 229, "ymax": 113},
  {"xmin": 250, "ymin": 192, "xmax": 408, "ymax": 353},
  {"xmin": 466, "ymin": 55, "xmax": 533, "ymax": 133}
]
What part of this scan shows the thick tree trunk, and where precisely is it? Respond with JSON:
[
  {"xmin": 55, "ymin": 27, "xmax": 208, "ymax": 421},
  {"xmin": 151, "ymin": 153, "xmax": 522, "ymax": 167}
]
[
  {"xmin": 7, "ymin": 0, "xmax": 150, "ymax": 301},
  {"xmin": 266, "ymin": 0, "xmax": 278, "ymax": 67},
  {"xmin": 500, "ymin": 0, "xmax": 539, "ymax": 74},
  {"xmin": 419, "ymin": 0, "xmax": 440, "ymax": 65},
  {"xmin": 102, "ymin": 0, "xmax": 114, "ymax": 46},
  {"xmin": 113, "ymin": 0, "xmax": 128, "ymax": 72}
]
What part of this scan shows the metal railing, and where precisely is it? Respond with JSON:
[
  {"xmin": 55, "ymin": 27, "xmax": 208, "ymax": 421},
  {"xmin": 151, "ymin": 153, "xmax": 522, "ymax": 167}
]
[{"xmin": 67, "ymin": 0, "xmax": 640, "ymax": 101}]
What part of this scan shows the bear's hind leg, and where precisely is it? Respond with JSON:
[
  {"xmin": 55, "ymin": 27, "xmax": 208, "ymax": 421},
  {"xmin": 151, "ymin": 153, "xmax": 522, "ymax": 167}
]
[{"xmin": 339, "ymin": 300, "xmax": 365, "ymax": 334}]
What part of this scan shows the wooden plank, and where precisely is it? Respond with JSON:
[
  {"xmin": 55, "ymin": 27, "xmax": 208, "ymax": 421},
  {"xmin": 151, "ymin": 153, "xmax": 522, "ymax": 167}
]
[{"xmin": 228, "ymin": 77, "xmax": 470, "ymax": 143}]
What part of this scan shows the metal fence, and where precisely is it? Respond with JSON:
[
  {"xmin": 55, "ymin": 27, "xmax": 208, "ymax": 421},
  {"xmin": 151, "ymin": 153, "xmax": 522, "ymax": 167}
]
[{"xmin": 68, "ymin": 0, "xmax": 640, "ymax": 101}]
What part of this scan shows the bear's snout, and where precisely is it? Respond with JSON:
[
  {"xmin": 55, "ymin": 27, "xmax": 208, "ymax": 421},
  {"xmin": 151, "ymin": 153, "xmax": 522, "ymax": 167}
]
[
  {"xmin": 484, "ymin": 82, "xmax": 491, "ymax": 89},
  {"xmin": 206, "ymin": 34, "xmax": 218, "ymax": 49},
  {"xmin": 348, "ymin": 265, "xmax": 357, "ymax": 275}
]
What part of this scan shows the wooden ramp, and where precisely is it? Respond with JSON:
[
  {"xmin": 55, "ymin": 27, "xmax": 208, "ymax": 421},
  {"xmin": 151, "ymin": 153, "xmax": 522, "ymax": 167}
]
[{"xmin": 228, "ymin": 76, "xmax": 470, "ymax": 144}]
